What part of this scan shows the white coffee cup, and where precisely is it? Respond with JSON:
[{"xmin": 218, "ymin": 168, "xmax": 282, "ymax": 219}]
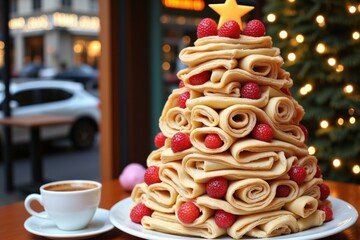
[{"xmin": 24, "ymin": 180, "xmax": 101, "ymax": 231}]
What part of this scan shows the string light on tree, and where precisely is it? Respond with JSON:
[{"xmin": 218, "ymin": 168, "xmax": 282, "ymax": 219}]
[
  {"xmin": 344, "ymin": 84, "xmax": 354, "ymax": 94},
  {"xmin": 349, "ymin": 117, "xmax": 356, "ymax": 124},
  {"xmin": 316, "ymin": 43, "xmax": 326, "ymax": 54},
  {"xmin": 296, "ymin": 34, "xmax": 304, "ymax": 43},
  {"xmin": 267, "ymin": 13, "xmax": 276, "ymax": 22},
  {"xmin": 348, "ymin": 108, "xmax": 355, "ymax": 115},
  {"xmin": 352, "ymin": 31, "xmax": 360, "ymax": 40},
  {"xmin": 316, "ymin": 15, "xmax": 325, "ymax": 27},
  {"xmin": 320, "ymin": 120, "xmax": 329, "ymax": 129},
  {"xmin": 353, "ymin": 165, "xmax": 360, "ymax": 175},
  {"xmin": 348, "ymin": 5, "xmax": 357, "ymax": 14},
  {"xmin": 299, "ymin": 83, "xmax": 313, "ymax": 95},
  {"xmin": 287, "ymin": 52, "xmax": 296, "ymax": 61},
  {"xmin": 336, "ymin": 64, "xmax": 344, "ymax": 72},
  {"xmin": 279, "ymin": 30, "xmax": 288, "ymax": 39},
  {"xmin": 332, "ymin": 158, "xmax": 341, "ymax": 168},
  {"xmin": 337, "ymin": 118, "xmax": 344, "ymax": 126},
  {"xmin": 327, "ymin": 57, "xmax": 336, "ymax": 66},
  {"xmin": 308, "ymin": 146, "xmax": 316, "ymax": 155}
]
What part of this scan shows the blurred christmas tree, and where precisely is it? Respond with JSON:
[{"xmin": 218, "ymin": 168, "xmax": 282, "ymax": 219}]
[{"xmin": 263, "ymin": 0, "xmax": 360, "ymax": 183}]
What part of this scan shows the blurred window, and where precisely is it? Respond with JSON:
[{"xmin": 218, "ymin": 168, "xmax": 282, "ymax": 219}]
[
  {"xmin": 89, "ymin": 0, "xmax": 98, "ymax": 12},
  {"xmin": 11, "ymin": 88, "xmax": 72, "ymax": 107},
  {"xmin": 38, "ymin": 89, "xmax": 73, "ymax": 104},
  {"xmin": 11, "ymin": 0, "xmax": 18, "ymax": 14},
  {"xmin": 62, "ymin": 0, "xmax": 72, "ymax": 8},
  {"xmin": 32, "ymin": 0, "xmax": 41, "ymax": 11},
  {"xmin": 12, "ymin": 90, "xmax": 39, "ymax": 107}
]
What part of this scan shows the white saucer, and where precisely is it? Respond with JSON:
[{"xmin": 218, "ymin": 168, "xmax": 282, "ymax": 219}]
[{"xmin": 24, "ymin": 208, "xmax": 114, "ymax": 239}]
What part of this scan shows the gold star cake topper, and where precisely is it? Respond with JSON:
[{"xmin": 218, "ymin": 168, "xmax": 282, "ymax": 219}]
[{"xmin": 209, "ymin": 0, "xmax": 254, "ymax": 30}]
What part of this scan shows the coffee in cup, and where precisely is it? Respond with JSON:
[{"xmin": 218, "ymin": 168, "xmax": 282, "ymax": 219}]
[{"xmin": 24, "ymin": 180, "xmax": 101, "ymax": 231}]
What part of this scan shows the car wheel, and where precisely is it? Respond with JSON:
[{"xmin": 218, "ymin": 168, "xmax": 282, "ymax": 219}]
[{"xmin": 70, "ymin": 119, "xmax": 97, "ymax": 150}]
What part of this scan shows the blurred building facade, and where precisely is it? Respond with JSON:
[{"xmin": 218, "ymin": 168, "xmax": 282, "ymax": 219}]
[{"xmin": 9, "ymin": 0, "xmax": 100, "ymax": 72}]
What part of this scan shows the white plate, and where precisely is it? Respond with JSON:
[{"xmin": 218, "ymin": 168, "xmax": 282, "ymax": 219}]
[
  {"xmin": 109, "ymin": 196, "xmax": 358, "ymax": 240},
  {"xmin": 24, "ymin": 208, "xmax": 114, "ymax": 239}
]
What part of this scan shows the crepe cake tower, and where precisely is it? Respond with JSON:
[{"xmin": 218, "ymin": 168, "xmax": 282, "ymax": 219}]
[{"xmin": 128, "ymin": 0, "xmax": 333, "ymax": 238}]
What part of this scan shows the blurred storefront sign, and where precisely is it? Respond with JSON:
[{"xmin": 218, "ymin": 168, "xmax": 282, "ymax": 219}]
[
  {"xmin": 9, "ymin": 13, "xmax": 99, "ymax": 33},
  {"xmin": 162, "ymin": 0, "xmax": 205, "ymax": 11}
]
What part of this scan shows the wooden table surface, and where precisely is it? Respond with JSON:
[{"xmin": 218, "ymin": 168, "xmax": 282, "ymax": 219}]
[
  {"xmin": 0, "ymin": 115, "xmax": 74, "ymax": 128},
  {"xmin": 0, "ymin": 179, "xmax": 358, "ymax": 240}
]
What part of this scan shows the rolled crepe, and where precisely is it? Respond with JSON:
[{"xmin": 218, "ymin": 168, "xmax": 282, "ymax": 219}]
[
  {"xmin": 178, "ymin": 59, "xmax": 238, "ymax": 85},
  {"xmin": 218, "ymin": 104, "xmax": 257, "ymax": 138},
  {"xmin": 209, "ymin": 179, "xmax": 298, "ymax": 213},
  {"xmin": 238, "ymin": 54, "xmax": 283, "ymax": 79},
  {"xmin": 265, "ymin": 96, "xmax": 304, "ymax": 125},
  {"xmin": 179, "ymin": 35, "xmax": 276, "ymax": 67},
  {"xmin": 186, "ymin": 85, "xmax": 283, "ymax": 111},
  {"xmin": 160, "ymin": 146, "xmax": 198, "ymax": 164},
  {"xmin": 247, "ymin": 215, "xmax": 299, "ymax": 238},
  {"xmin": 284, "ymin": 195, "xmax": 318, "ymax": 218},
  {"xmin": 159, "ymin": 88, "xmax": 201, "ymax": 137},
  {"xmin": 146, "ymin": 182, "xmax": 178, "ymax": 213},
  {"xmin": 298, "ymin": 155, "xmax": 318, "ymax": 182},
  {"xmin": 131, "ymin": 182, "xmax": 178, "ymax": 214},
  {"xmin": 159, "ymin": 161, "xmax": 205, "ymax": 198},
  {"xmin": 297, "ymin": 210, "xmax": 325, "ymax": 231},
  {"xmin": 191, "ymin": 105, "xmax": 220, "ymax": 127},
  {"xmin": 227, "ymin": 210, "xmax": 298, "ymax": 239},
  {"xmin": 142, "ymin": 212, "xmax": 226, "ymax": 239},
  {"xmin": 131, "ymin": 183, "xmax": 147, "ymax": 203},
  {"xmin": 226, "ymin": 178, "xmax": 272, "ymax": 210},
  {"xmin": 196, "ymin": 180, "xmax": 297, "ymax": 215},
  {"xmin": 146, "ymin": 147, "xmax": 164, "ymax": 166},
  {"xmin": 190, "ymin": 127, "xmax": 235, "ymax": 153},
  {"xmin": 298, "ymin": 177, "xmax": 323, "ymax": 199},
  {"xmin": 174, "ymin": 195, "xmax": 214, "ymax": 226},
  {"xmin": 203, "ymin": 81, "xmax": 241, "ymax": 98},
  {"xmin": 230, "ymin": 139, "xmax": 309, "ymax": 161},
  {"xmin": 218, "ymin": 103, "xmax": 305, "ymax": 146},
  {"xmin": 183, "ymin": 151, "xmax": 290, "ymax": 183}
]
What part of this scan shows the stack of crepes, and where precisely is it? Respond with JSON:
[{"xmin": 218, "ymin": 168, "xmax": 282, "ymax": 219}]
[{"xmin": 130, "ymin": 12, "xmax": 331, "ymax": 240}]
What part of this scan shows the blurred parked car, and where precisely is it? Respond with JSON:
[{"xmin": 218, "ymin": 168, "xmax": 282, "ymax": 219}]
[
  {"xmin": 54, "ymin": 64, "xmax": 99, "ymax": 89},
  {"xmin": 15, "ymin": 63, "xmax": 45, "ymax": 78},
  {"xmin": 0, "ymin": 80, "xmax": 100, "ymax": 149}
]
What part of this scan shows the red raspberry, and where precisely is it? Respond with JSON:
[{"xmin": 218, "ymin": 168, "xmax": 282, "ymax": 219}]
[
  {"xmin": 178, "ymin": 92, "xmax": 190, "ymax": 109},
  {"xmin": 197, "ymin": 18, "xmax": 218, "ymax": 39},
  {"xmin": 275, "ymin": 185, "xmax": 291, "ymax": 197},
  {"xmin": 214, "ymin": 210, "xmax": 236, "ymax": 228},
  {"xmin": 171, "ymin": 132, "xmax": 192, "ymax": 153},
  {"xmin": 288, "ymin": 166, "xmax": 307, "ymax": 185},
  {"xmin": 189, "ymin": 71, "xmax": 210, "ymax": 85},
  {"xmin": 177, "ymin": 202, "xmax": 200, "ymax": 224},
  {"xmin": 299, "ymin": 124, "xmax": 308, "ymax": 142},
  {"xmin": 315, "ymin": 165, "xmax": 322, "ymax": 178},
  {"xmin": 243, "ymin": 19, "xmax": 266, "ymax": 37},
  {"xmin": 241, "ymin": 82, "xmax": 261, "ymax": 99},
  {"xmin": 251, "ymin": 123, "xmax": 273, "ymax": 142},
  {"xmin": 318, "ymin": 205, "xmax": 333, "ymax": 222},
  {"xmin": 154, "ymin": 131, "xmax": 166, "ymax": 148},
  {"xmin": 130, "ymin": 203, "xmax": 153, "ymax": 224},
  {"xmin": 204, "ymin": 133, "xmax": 223, "ymax": 149},
  {"xmin": 218, "ymin": 20, "xmax": 241, "ymax": 38},
  {"xmin": 281, "ymin": 87, "xmax": 292, "ymax": 96},
  {"xmin": 206, "ymin": 177, "xmax": 228, "ymax": 199},
  {"xmin": 319, "ymin": 183, "xmax": 330, "ymax": 200},
  {"xmin": 178, "ymin": 80, "xmax": 185, "ymax": 88},
  {"xmin": 144, "ymin": 166, "xmax": 161, "ymax": 185}
]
